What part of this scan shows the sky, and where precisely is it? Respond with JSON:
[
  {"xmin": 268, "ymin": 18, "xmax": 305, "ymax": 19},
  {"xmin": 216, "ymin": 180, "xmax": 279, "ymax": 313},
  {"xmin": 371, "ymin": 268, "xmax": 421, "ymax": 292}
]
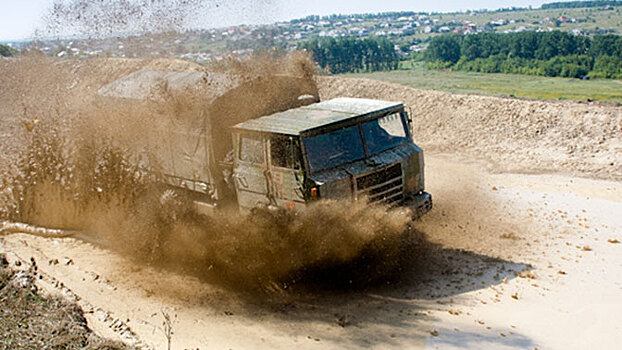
[{"xmin": 0, "ymin": 0, "xmax": 574, "ymax": 41}]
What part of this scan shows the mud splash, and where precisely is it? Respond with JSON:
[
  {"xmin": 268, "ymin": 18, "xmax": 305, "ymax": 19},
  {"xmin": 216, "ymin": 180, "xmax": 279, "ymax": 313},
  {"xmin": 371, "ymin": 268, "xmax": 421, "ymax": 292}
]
[
  {"xmin": 40, "ymin": 0, "xmax": 223, "ymax": 38},
  {"xmin": 0, "ymin": 119, "xmax": 414, "ymax": 290},
  {"xmin": 0, "ymin": 55, "xmax": 417, "ymax": 291}
]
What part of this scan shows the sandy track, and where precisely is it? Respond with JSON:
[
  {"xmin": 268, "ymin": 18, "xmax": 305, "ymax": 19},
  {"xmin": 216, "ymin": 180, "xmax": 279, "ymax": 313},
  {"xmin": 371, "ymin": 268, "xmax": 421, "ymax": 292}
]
[
  {"xmin": 2, "ymin": 153, "xmax": 620, "ymax": 350},
  {"xmin": 1, "ymin": 59, "xmax": 620, "ymax": 348}
]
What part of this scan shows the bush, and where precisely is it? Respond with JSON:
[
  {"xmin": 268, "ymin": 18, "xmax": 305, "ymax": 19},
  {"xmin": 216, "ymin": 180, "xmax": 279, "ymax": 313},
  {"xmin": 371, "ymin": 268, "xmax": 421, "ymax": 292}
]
[{"xmin": 592, "ymin": 55, "xmax": 622, "ymax": 79}]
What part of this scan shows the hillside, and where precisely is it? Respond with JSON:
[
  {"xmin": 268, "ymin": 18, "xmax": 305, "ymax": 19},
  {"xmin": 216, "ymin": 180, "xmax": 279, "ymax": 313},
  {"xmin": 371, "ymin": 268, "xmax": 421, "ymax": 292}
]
[{"xmin": 11, "ymin": 3, "xmax": 622, "ymax": 62}]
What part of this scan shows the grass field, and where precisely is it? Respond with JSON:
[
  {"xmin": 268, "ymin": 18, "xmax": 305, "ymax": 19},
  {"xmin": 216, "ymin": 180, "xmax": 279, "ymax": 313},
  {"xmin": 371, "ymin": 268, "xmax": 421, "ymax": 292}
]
[
  {"xmin": 432, "ymin": 6, "xmax": 622, "ymax": 34},
  {"xmin": 341, "ymin": 63, "xmax": 622, "ymax": 103}
]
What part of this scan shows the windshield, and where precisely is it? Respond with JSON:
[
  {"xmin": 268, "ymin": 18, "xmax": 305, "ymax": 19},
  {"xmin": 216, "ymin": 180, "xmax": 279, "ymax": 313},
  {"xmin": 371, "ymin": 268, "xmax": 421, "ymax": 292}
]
[
  {"xmin": 303, "ymin": 125, "xmax": 365, "ymax": 172},
  {"xmin": 362, "ymin": 112, "xmax": 408, "ymax": 155}
]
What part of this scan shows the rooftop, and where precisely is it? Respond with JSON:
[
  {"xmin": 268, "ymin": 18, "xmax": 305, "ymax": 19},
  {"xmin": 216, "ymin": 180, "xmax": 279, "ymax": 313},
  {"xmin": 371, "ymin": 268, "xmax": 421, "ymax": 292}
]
[{"xmin": 233, "ymin": 98, "xmax": 403, "ymax": 136}]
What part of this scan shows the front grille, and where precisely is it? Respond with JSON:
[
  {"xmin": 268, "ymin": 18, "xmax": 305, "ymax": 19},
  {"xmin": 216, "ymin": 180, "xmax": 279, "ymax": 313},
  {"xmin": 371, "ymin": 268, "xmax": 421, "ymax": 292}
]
[{"xmin": 356, "ymin": 163, "xmax": 404, "ymax": 204}]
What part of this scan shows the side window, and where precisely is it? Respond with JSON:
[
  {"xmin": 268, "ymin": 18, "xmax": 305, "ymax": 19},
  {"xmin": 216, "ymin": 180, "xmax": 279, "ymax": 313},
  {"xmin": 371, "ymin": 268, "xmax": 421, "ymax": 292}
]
[
  {"xmin": 239, "ymin": 134, "xmax": 265, "ymax": 164},
  {"xmin": 377, "ymin": 113, "xmax": 407, "ymax": 137},
  {"xmin": 270, "ymin": 135, "xmax": 301, "ymax": 170}
]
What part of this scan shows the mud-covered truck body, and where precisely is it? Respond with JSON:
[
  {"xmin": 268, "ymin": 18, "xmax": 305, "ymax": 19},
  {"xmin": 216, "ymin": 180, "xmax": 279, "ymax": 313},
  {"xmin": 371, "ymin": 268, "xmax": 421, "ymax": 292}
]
[
  {"xmin": 229, "ymin": 98, "xmax": 432, "ymax": 217},
  {"xmin": 98, "ymin": 71, "xmax": 431, "ymax": 217}
]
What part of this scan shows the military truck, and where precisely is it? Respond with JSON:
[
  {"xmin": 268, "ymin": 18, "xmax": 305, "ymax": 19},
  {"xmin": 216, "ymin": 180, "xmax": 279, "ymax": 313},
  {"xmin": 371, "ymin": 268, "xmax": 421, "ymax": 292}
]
[
  {"xmin": 98, "ymin": 71, "xmax": 432, "ymax": 217},
  {"xmin": 226, "ymin": 97, "xmax": 432, "ymax": 217}
]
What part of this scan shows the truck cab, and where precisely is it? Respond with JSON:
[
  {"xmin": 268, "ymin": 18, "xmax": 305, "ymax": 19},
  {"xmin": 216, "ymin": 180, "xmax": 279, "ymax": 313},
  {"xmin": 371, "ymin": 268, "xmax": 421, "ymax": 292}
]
[{"xmin": 230, "ymin": 98, "xmax": 432, "ymax": 218}]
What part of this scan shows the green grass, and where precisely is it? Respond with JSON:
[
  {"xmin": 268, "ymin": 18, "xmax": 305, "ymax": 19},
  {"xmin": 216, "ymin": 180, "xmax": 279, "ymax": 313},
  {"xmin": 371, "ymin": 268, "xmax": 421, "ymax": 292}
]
[
  {"xmin": 434, "ymin": 7, "xmax": 622, "ymax": 33},
  {"xmin": 341, "ymin": 63, "xmax": 622, "ymax": 103}
]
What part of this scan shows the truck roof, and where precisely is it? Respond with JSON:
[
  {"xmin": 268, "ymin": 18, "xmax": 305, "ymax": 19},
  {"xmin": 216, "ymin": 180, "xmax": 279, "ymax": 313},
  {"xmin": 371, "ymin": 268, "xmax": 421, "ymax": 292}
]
[{"xmin": 232, "ymin": 98, "xmax": 404, "ymax": 136}]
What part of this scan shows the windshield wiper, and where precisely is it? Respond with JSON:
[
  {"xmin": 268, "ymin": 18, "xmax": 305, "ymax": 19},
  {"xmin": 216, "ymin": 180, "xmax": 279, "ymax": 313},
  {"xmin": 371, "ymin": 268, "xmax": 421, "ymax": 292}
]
[{"xmin": 328, "ymin": 151, "xmax": 345, "ymax": 160}]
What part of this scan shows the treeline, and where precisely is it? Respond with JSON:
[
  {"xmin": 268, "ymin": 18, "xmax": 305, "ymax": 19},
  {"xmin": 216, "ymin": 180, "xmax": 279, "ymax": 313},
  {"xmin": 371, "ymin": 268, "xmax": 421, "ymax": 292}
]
[
  {"xmin": 291, "ymin": 12, "xmax": 423, "ymax": 24},
  {"xmin": 0, "ymin": 44, "xmax": 17, "ymax": 57},
  {"xmin": 289, "ymin": 7, "xmax": 533, "ymax": 24},
  {"xmin": 299, "ymin": 37, "xmax": 399, "ymax": 74},
  {"xmin": 426, "ymin": 32, "xmax": 622, "ymax": 79},
  {"xmin": 542, "ymin": 1, "xmax": 622, "ymax": 9}
]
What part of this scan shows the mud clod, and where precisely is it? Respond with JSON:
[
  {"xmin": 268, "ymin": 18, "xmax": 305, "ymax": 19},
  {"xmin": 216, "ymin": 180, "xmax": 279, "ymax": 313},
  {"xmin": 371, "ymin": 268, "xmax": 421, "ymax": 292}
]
[{"xmin": 335, "ymin": 313, "xmax": 352, "ymax": 327}]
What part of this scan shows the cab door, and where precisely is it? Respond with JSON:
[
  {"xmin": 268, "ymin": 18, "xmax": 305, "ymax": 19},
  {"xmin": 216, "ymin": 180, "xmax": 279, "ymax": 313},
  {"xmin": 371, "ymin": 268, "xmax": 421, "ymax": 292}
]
[
  {"xmin": 267, "ymin": 135, "xmax": 306, "ymax": 210},
  {"xmin": 233, "ymin": 132, "xmax": 270, "ymax": 212}
]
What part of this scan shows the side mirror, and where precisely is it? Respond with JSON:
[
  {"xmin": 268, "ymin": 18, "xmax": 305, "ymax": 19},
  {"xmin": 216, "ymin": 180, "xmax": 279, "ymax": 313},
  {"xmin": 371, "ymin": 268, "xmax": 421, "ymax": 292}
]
[{"xmin": 404, "ymin": 108, "xmax": 414, "ymax": 140}]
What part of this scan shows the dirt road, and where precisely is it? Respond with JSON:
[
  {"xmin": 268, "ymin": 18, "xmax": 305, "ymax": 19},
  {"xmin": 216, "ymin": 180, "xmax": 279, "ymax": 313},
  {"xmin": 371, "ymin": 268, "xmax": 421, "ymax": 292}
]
[
  {"xmin": 1, "ymin": 58, "xmax": 620, "ymax": 348},
  {"xmin": 2, "ymin": 152, "xmax": 620, "ymax": 350}
]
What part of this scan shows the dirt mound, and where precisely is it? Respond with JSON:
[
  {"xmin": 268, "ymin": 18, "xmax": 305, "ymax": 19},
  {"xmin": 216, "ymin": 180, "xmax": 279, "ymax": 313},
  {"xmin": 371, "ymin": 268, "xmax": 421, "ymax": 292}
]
[{"xmin": 318, "ymin": 76, "xmax": 622, "ymax": 181}]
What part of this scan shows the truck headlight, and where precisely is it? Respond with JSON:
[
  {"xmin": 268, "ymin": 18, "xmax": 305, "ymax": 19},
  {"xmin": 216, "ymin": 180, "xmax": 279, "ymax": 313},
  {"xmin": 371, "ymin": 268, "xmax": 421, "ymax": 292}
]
[{"xmin": 311, "ymin": 187, "xmax": 319, "ymax": 200}]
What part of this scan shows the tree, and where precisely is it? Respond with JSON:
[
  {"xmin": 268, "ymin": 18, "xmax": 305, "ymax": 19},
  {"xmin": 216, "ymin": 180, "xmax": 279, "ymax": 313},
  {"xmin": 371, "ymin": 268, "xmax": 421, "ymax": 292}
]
[
  {"xmin": 425, "ymin": 34, "xmax": 462, "ymax": 64},
  {"xmin": 591, "ymin": 34, "xmax": 622, "ymax": 58},
  {"xmin": 0, "ymin": 44, "xmax": 17, "ymax": 57},
  {"xmin": 299, "ymin": 36, "xmax": 399, "ymax": 74},
  {"xmin": 592, "ymin": 55, "xmax": 622, "ymax": 78}
]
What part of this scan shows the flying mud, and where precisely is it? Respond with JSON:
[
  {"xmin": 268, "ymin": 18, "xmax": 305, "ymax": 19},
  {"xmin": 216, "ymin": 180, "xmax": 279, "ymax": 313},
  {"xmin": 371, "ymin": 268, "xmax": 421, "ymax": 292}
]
[{"xmin": 0, "ymin": 54, "xmax": 420, "ymax": 291}]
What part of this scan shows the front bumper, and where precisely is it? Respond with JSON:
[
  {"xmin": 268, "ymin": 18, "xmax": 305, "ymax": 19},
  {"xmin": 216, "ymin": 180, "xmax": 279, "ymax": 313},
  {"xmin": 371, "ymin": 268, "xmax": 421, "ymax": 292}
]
[{"xmin": 402, "ymin": 191, "xmax": 433, "ymax": 219}]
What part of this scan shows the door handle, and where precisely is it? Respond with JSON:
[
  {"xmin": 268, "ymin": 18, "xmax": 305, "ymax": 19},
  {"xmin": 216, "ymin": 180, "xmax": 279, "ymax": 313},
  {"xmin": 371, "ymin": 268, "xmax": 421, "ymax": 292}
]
[{"xmin": 233, "ymin": 174, "xmax": 249, "ymax": 188}]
